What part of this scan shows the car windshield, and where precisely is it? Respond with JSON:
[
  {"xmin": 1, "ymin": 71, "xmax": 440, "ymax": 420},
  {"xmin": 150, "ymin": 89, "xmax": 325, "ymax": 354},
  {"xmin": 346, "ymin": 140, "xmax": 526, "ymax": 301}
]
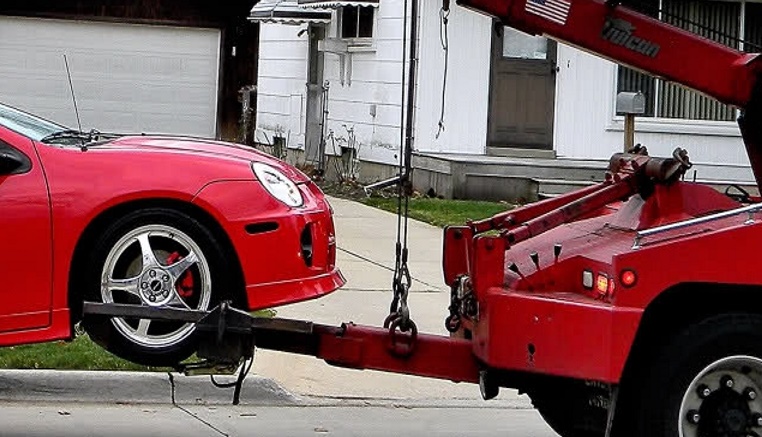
[{"xmin": 0, "ymin": 102, "xmax": 68, "ymax": 142}]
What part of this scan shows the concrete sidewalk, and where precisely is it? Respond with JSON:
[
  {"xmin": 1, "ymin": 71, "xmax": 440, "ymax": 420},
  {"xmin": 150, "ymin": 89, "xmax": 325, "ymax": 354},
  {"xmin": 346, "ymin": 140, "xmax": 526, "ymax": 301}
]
[{"xmin": 253, "ymin": 196, "xmax": 530, "ymax": 407}]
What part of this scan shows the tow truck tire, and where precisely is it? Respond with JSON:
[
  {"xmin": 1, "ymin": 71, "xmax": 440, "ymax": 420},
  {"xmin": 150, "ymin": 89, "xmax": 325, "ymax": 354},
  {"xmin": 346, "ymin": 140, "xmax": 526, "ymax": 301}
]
[
  {"xmin": 81, "ymin": 208, "xmax": 237, "ymax": 367},
  {"xmin": 528, "ymin": 378, "xmax": 607, "ymax": 437},
  {"xmin": 619, "ymin": 313, "xmax": 762, "ymax": 437}
]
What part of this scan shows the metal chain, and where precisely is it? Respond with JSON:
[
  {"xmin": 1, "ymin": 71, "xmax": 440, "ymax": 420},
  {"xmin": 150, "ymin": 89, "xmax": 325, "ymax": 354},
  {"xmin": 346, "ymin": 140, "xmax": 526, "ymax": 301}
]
[
  {"xmin": 388, "ymin": 0, "xmax": 417, "ymax": 335},
  {"xmin": 390, "ymin": 242, "xmax": 412, "ymax": 328},
  {"xmin": 388, "ymin": 170, "xmax": 413, "ymax": 331}
]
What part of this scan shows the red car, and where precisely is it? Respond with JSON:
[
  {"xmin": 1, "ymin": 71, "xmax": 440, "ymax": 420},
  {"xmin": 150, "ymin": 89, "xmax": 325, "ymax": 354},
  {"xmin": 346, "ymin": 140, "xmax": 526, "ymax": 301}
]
[{"xmin": 0, "ymin": 103, "xmax": 344, "ymax": 366}]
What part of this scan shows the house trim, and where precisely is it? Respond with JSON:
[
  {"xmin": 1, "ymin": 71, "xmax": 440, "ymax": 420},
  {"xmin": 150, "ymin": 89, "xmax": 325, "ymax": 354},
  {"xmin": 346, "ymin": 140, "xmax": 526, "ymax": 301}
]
[
  {"xmin": 605, "ymin": 117, "xmax": 743, "ymax": 138},
  {"xmin": 606, "ymin": 61, "xmax": 742, "ymax": 138}
]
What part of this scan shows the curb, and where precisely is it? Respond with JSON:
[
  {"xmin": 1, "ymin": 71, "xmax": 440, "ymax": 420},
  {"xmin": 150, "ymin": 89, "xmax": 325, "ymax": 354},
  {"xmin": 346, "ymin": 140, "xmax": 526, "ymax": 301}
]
[
  {"xmin": 0, "ymin": 369, "xmax": 535, "ymax": 410},
  {"xmin": 0, "ymin": 369, "xmax": 296, "ymax": 406}
]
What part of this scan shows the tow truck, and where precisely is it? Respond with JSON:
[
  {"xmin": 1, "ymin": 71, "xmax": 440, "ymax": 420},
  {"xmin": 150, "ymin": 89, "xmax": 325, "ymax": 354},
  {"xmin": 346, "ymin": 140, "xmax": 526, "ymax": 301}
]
[{"xmin": 83, "ymin": 0, "xmax": 762, "ymax": 436}]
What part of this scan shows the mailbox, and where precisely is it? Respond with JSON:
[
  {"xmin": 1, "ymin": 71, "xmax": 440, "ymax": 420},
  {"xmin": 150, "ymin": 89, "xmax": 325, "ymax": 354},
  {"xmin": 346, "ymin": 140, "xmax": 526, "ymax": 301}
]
[
  {"xmin": 616, "ymin": 91, "xmax": 646, "ymax": 152},
  {"xmin": 616, "ymin": 91, "xmax": 646, "ymax": 115}
]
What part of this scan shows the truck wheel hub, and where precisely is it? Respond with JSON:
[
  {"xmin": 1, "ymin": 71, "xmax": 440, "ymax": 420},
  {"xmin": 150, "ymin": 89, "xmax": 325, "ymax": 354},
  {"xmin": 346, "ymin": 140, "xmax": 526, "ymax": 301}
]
[
  {"xmin": 699, "ymin": 388, "xmax": 752, "ymax": 436},
  {"xmin": 680, "ymin": 356, "xmax": 762, "ymax": 437}
]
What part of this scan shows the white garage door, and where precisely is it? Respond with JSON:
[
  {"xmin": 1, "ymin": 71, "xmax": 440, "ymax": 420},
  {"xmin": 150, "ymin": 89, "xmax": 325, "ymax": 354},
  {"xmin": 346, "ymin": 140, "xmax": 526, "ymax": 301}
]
[{"xmin": 0, "ymin": 16, "xmax": 221, "ymax": 138}]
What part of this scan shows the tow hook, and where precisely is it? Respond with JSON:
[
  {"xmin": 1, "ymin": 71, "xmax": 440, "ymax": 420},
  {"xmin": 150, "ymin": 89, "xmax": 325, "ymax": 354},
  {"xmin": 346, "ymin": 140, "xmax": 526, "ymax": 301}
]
[{"xmin": 446, "ymin": 275, "xmax": 476, "ymax": 333}]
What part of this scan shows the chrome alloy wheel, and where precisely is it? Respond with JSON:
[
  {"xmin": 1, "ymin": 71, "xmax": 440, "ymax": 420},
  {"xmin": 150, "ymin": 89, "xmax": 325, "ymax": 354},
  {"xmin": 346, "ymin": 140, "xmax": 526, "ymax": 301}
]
[
  {"xmin": 100, "ymin": 224, "xmax": 212, "ymax": 348},
  {"xmin": 680, "ymin": 356, "xmax": 762, "ymax": 437}
]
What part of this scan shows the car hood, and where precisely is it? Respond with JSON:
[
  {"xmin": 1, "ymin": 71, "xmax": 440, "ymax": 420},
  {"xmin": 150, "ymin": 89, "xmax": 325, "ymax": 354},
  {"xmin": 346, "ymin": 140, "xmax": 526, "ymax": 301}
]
[{"xmin": 93, "ymin": 135, "xmax": 309, "ymax": 182}]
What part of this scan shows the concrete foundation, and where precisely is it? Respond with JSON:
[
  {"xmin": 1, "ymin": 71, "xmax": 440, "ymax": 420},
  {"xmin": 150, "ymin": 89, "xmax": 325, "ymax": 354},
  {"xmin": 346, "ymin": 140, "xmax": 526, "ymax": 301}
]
[{"xmin": 253, "ymin": 144, "xmax": 759, "ymax": 203}]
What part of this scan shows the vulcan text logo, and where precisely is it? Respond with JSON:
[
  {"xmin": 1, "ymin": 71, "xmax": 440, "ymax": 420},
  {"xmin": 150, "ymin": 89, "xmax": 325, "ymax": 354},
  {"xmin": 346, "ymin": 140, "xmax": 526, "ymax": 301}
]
[{"xmin": 601, "ymin": 17, "xmax": 660, "ymax": 58}]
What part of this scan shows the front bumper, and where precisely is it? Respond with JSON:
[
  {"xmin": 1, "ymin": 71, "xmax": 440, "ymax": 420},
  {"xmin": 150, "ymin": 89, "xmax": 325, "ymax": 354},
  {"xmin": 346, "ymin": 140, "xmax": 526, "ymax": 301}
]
[
  {"xmin": 193, "ymin": 179, "xmax": 346, "ymax": 310},
  {"xmin": 245, "ymin": 268, "xmax": 346, "ymax": 310}
]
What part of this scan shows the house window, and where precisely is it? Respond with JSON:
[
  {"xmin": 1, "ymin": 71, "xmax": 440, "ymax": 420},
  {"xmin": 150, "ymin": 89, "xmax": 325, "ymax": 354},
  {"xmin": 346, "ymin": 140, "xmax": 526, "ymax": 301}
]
[
  {"xmin": 340, "ymin": 6, "xmax": 374, "ymax": 39},
  {"xmin": 617, "ymin": 0, "xmax": 762, "ymax": 121}
]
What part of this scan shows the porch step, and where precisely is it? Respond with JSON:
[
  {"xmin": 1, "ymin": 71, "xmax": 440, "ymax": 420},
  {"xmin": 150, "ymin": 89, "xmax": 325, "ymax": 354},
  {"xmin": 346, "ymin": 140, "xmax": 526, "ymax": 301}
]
[
  {"xmin": 534, "ymin": 179, "xmax": 760, "ymax": 201},
  {"xmin": 412, "ymin": 152, "xmax": 606, "ymax": 202},
  {"xmin": 535, "ymin": 178, "xmax": 598, "ymax": 196},
  {"xmin": 411, "ymin": 151, "xmax": 759, "ymax": 203}
]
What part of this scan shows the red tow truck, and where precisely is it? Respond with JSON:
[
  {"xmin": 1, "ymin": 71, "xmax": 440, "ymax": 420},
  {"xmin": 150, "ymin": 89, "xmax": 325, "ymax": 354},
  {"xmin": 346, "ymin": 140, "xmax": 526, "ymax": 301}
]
[{"xmin": 85, "ymin": 1, "xmax": 762, "ymax": 436}]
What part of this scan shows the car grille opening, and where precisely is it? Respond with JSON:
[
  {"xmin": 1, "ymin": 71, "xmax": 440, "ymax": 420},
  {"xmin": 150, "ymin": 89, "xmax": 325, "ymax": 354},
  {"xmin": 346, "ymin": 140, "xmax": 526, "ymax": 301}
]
[
  {"xmin": 301, "ymin": 224, "xmax": 314, "ymax": 267},
  {"xmin": 245, "ymin": 222, "xmax": 279, "ymax": 235}
]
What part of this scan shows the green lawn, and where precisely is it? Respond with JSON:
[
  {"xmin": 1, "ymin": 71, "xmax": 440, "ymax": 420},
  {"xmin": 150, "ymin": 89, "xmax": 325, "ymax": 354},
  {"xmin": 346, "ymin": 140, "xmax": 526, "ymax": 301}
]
[
  {"xmin": 0, "ymin": 334, "xmax": 164, "ymax": 371},
  {"xmin": 0, "ymin": 309, "xmax": 276, "ymax": 371},
  {"xmin": 361, "ymin": 197, "xmax": 512, "ymax": 228}
]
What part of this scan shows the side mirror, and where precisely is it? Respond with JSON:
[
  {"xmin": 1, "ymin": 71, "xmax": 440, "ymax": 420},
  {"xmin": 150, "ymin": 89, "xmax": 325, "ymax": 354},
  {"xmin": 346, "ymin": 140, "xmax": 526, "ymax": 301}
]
[{"xmin": 0, "ymin": 151, "xmax": 26, "ymax": 175}]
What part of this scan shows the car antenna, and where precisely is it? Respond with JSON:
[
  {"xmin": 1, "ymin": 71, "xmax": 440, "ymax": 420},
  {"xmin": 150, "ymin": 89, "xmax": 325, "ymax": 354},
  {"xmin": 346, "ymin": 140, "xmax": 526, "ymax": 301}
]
[{"xmin": 63, "ymin": 54, "xmax": 87, "ymax": 150}]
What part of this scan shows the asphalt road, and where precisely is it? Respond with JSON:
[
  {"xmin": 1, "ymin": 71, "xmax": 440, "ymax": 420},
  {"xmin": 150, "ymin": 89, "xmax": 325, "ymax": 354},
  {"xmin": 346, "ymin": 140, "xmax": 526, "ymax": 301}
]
[
  {"xmin": 0, "ymin": 403, "xmax": 559, "ymax": 437},
  {"xmin": 0, "ymin": 370, "xmax": 559, "ymax": 437}
]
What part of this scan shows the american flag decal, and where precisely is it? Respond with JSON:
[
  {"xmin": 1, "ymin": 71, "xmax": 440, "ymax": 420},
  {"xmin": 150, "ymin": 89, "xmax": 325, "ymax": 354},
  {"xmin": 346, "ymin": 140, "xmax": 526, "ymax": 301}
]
[{"xmin": 525, "ymin": 0, "xmax": 571, "ymax": 25}]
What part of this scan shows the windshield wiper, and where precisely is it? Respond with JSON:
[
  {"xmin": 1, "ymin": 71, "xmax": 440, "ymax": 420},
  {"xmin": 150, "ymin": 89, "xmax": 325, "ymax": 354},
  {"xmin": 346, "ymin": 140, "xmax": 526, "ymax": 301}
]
[
  {"xmin": 41, "ymin": 129, "xmax": 88, "ymax": 143},
  {"xmin": 41, "ymin": 129, "xmax": 103, "ymax": 146}
]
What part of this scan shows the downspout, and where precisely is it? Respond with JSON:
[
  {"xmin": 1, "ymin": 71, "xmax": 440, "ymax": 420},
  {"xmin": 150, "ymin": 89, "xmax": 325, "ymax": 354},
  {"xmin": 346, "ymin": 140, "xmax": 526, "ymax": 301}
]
[{"xmin": 403, "ymin": 0, "xmax": 420, "ymax": 184}]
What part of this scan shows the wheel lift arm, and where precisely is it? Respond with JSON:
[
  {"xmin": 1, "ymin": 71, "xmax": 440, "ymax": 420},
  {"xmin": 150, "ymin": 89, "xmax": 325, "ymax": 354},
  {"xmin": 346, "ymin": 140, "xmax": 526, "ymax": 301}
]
[{"xmin": 83, "ymin": 302, "xmax": 480, "ymax": 386}]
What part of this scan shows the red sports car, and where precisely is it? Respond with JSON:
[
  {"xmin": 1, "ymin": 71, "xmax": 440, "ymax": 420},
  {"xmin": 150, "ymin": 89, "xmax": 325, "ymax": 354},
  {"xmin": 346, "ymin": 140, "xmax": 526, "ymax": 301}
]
[{"xmin": 0, "ymin": 102, "xmax": 344, "ymax": 366}]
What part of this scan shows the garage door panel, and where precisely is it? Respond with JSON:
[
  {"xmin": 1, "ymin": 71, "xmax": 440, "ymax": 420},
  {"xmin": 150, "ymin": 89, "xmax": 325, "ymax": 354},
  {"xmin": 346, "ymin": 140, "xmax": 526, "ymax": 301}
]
[
  {"xmin": 0, "ymin": 18, "xmax": 220, "ymax": 55},
  {"xmin": 0, "ymin": 16, "xmax": 220, "ymax": 138}
]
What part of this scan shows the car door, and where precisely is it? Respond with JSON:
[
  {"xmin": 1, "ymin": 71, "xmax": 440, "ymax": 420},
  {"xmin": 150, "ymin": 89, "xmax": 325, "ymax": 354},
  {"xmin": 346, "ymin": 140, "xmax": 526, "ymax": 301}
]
[{"xmin": 0, "ymin": 127, "xmax": 52, "ymax": 332}]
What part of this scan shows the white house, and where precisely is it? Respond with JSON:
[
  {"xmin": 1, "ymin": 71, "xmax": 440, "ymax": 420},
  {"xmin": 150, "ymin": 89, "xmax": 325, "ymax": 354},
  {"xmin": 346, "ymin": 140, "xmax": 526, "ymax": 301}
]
[{"xmin": 249, "ymin": 0, "xmax": 762, "ymax": 199}]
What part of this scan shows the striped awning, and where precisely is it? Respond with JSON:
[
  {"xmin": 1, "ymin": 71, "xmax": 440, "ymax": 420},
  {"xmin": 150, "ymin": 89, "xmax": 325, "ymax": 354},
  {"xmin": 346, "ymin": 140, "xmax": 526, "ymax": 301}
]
[
  {"xmin": 297, "ymin": 0, "xmax": 379, "ymax": 8},
  {"xmin": 249, "ymin": 0, "xmax": 332, "ymax": 24}
]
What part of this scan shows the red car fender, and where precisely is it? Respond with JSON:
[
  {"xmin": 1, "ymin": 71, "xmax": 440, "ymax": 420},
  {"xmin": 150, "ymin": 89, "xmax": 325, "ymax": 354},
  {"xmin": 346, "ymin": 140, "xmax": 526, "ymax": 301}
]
[{"xmin": 192, "ymin": 179, "xmax": 343, "ymax": 310}]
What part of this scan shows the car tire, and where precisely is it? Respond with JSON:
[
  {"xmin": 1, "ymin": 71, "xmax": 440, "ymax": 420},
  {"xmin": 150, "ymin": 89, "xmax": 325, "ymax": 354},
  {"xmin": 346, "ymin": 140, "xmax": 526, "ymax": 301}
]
[
  {"xmin": 81, "ymin": 207, "xmax": 239, "ymax": 367},
  {"xmin": 614, "ymin": 313, "xmax": 762, "ymax": 437}
]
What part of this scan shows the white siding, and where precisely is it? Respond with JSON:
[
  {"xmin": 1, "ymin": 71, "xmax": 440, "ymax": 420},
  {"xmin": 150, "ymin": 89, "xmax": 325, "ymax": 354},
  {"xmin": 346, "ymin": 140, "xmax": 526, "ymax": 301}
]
[
  {"xmin": 320, "ymin": 0, "xmax": 406, "ymax": 165},
  {"xmin": 255, "ymin": 5, "xmax": 754, "ymax": 183},
  {"xmin": 255, "ymin": 0, "xmax": 493, "ymax": 166},
  {"xmin": 255, "ymin": 23, "xmax": 311, "ymax": 149},
  {"xmin": 554, "ymin": 44, "xmax": 754, "ymax": 182},
  {"xmin": 414, "ymin": 3, "xmax": 493, "ymax": 156}
]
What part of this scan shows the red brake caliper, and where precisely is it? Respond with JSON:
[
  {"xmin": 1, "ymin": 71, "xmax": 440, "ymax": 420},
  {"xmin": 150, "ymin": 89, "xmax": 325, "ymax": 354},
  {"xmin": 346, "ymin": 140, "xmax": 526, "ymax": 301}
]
[{"xmin": 166, "ymin": 252, "xmax": 194, "ymax": 298}]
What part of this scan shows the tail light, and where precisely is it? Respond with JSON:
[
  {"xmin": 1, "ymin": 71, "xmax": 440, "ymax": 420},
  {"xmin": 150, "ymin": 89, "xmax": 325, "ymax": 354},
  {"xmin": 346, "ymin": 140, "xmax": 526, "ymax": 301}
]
[
  {"xmin": 596, "ymin": 273, "xmax": 609, "ymax": 296},
  {"xmin": 620, "ymin": 269, "xmax": 637, "ymax": 287},
  {"xmin": 583, "ymin": 269, "xmax": 615, "ymax": 297}
]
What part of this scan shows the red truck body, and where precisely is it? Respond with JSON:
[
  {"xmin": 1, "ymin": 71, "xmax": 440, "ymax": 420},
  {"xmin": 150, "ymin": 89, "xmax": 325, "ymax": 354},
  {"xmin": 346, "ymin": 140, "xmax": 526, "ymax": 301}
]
[
  {"xmin": 433, "ymin": 0, "xmax": 762, "ymax": 382},
  {"xmin": 287, "ymin": 2, "xmax": 762, "ymax": 435}
]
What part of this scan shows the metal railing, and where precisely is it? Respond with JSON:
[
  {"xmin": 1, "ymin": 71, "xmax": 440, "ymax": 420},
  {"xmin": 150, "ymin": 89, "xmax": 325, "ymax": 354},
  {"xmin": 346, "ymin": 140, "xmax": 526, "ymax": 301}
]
[{"xmin": 632, "ymin": 203, "xmax": 762, "ymax": 249}]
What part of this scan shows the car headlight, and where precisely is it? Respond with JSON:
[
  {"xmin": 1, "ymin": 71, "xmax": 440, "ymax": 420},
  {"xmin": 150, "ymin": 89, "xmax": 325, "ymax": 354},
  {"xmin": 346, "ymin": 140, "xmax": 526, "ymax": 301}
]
[{"xmin": 252, "ymin": 162, "xmax": 304, "ymax": 207}]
